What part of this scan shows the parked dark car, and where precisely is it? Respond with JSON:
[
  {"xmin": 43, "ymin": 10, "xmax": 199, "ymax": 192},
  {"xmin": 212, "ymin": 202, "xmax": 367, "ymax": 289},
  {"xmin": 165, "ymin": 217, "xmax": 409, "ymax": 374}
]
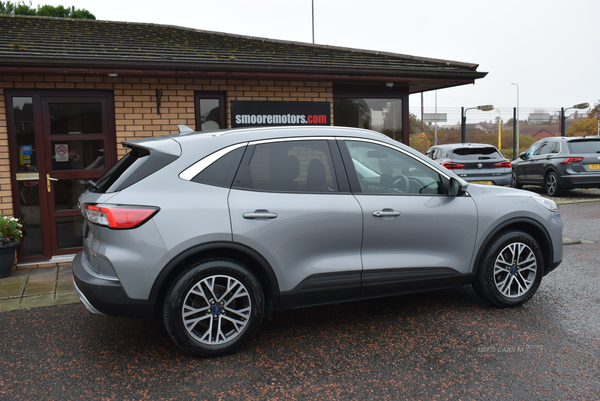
[
  {"xmin": 424, "ymin": 143, "xmax": 512, "ymax": 186},
  {"xmin": 511, "ymin": 136, "xmax": 600, "ymax": 196}
]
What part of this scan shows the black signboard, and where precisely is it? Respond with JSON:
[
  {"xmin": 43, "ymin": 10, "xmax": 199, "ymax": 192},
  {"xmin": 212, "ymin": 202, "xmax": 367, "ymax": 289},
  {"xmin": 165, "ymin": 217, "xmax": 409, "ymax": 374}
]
[{"xmin": 230, "ymin": 101, "xmax": 330, "ymax": 128}]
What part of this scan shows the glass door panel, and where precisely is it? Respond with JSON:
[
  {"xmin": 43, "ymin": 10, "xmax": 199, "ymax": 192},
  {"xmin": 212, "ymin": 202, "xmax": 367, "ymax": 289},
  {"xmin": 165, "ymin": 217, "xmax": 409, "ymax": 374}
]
[{"xmin": 12, "ymin": 97, "xmax": 44, "ymax": 258}]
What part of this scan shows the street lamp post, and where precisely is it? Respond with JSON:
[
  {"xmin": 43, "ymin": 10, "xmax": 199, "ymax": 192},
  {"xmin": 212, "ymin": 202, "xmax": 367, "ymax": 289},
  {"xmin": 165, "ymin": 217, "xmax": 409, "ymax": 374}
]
[
  {"xmin": 461, "ymin": 104, "xmax": 494, "ymax": 143},
  {"xmin": 560, "ymin": 102, "xmax": 590, "ymax": 136},
  {"xmin": 511, "ymin": 83, "xmax": 519, "ymax": 154}
]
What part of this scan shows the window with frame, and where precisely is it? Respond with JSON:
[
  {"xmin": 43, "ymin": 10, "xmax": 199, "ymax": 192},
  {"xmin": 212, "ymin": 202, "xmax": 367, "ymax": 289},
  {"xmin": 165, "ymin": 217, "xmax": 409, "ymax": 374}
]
[
  {"xmin": 235, "ymin": 140, "xmax": 339, "ymax": 193},
  {"xmin": 195, "ymin": 92, "xmax": 226, "ymax": 131},
  {"xmin": 345, "ymin": 140, "xmax": 442, "ymax": 195}
]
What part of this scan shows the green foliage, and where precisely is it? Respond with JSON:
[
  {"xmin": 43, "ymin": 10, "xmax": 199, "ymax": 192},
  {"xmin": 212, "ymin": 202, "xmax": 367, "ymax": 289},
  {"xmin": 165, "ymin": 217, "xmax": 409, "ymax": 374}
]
[
  {"xmin": 0, "ymin": 215, "xmax": 22, "ymax": 245},
  {"xmin": 0, "ymin": 1, "xmax": 95, "ymax": 18}
]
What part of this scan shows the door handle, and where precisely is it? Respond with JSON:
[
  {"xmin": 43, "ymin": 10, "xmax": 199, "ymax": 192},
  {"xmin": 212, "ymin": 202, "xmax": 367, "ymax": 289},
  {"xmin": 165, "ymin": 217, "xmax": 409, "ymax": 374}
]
[
  {"xmin": 46, "ymin": 174, "xmax": 58, "ymax": 193},
  {"xmin": 243, "ymin": 210, "xmax": 278, "ymax": 220},
  {"xmin": 372, "ymin": 209, "xmax": 401, "ymax": 218}
]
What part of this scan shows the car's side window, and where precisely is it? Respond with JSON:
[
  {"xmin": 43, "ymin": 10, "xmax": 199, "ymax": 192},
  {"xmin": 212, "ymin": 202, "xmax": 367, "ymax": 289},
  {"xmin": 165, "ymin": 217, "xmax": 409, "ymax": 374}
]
[
  {"xmin": 538, "ymin": 142, "xmax": 552, "ymax": 156},
  {"xmin": 550, "ymin": 142, "xmax": 561, "ymax": 154},
  {"xmin": 525, "ymin": 143, "xmax": 540, "ymax": 157},
  {"xmin": 344, "ymin": 140, "xmax": 442, "ymax": 195},
  {"xmin": 235, "ymin": 140, "xmax": 339, "ymax": 193}
]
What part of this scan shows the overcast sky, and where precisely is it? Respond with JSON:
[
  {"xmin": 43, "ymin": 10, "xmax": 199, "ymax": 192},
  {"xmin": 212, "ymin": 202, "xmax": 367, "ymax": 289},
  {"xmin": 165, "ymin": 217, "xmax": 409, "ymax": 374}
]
[{"xmin": 40, "ymin": 0, "xmax": 599, "ymax": 124}]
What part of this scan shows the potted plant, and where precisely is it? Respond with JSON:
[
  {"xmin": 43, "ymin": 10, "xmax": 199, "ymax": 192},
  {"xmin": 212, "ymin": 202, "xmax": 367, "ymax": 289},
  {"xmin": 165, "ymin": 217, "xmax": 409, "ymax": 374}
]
[{"xmin": 0, "ymin": 215, "xmax": 22, "ymax": 278}]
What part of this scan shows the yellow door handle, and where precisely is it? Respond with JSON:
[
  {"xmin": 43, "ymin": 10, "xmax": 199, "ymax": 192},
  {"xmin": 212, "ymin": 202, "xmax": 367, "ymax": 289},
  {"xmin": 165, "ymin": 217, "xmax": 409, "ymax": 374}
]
[{"xmin": 46, "ymin": 174, "xmax": 58, "ymax": 192}]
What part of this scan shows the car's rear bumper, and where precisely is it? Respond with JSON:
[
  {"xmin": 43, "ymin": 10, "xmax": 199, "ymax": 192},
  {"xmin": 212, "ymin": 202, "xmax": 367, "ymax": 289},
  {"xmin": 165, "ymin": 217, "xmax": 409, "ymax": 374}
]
[
  {"xmin": 73, "ymin": 251, "xmax": 155, "ymax": 318},
  {"xmin": 560, "ymin": 174, "xmax": 600, "ymax": 190}
]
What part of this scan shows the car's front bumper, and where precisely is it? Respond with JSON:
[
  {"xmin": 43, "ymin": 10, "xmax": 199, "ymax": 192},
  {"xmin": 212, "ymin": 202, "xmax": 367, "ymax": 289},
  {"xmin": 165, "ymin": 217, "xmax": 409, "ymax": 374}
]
[{"xmin": 73, "ymin": 251, "xmax": 155, "ymax": 318}]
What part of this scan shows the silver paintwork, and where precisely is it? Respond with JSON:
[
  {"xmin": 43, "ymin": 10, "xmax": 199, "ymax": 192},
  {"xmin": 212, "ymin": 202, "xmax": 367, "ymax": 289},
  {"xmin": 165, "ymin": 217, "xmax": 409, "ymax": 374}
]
[{"xmin": 76, "ymin": 126, "xmax": 563, "ymax": 307}]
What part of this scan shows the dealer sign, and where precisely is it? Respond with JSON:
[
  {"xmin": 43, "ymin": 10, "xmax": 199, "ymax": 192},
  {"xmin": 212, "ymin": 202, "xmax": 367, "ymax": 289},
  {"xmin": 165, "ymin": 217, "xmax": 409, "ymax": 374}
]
[{"xmin": 231, "ymin": 101, "xmax": 330, "ymax": 128}]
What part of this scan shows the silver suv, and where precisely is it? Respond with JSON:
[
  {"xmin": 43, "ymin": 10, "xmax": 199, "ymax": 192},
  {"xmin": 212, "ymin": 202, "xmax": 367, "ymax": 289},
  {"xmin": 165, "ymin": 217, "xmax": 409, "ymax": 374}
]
[{"xmin": 74, "ymin": 126, "xmax": 563, "ymax": 357}]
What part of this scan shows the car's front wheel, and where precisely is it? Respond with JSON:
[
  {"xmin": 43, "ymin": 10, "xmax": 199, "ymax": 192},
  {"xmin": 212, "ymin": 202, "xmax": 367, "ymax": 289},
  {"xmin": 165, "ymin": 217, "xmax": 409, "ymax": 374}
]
[
  {"xmin": 473, "ymin": 230, "xmax": 543, "ymax": 307},
  {"xmin": 545, "ymin": 171, "xmax": 561, "ymax": 196},
  {"xmin": 162, "ymin": 260, "xmax": 264, "ymax": 358}
]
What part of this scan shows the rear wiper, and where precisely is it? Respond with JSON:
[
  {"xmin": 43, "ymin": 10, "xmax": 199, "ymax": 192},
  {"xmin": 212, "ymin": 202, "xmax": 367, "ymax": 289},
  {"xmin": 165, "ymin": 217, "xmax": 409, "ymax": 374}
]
[{"xmin": 87, "ymin": 180, "xmax": 99, "ymax": 190}]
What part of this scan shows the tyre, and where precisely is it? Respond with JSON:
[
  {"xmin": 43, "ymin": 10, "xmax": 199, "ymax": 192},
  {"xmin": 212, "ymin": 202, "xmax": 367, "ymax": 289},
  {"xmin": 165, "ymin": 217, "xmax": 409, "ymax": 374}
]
[
  {"xmin": 473, "ymin": 230, "xmax": 543, "ymax": 307},
  {"xmin": 162, "ymin": 260, "xmax": 264, "ymax": 358},
  {"xmin": 545, "ymin": 171, "xmax": 561, "ymax": 196},
  {"xmin": 511, "ymin": 170, "xmax": 522, "ymax": 189}
]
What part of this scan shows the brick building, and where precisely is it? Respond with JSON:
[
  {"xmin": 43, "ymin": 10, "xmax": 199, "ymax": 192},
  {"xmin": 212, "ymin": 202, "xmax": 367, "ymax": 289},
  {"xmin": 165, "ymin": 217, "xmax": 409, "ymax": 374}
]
[{"xmin": 0, "ymin": 15, "xmax": 487, "ymax": 267}]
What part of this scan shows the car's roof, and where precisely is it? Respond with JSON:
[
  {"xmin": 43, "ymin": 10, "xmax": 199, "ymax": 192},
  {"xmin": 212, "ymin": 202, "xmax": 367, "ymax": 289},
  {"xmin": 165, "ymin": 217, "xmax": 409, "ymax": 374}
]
[
  {"xmin": 542, "ymin": 136, "xmax": 600, "ymax": 142},
  {"xmin": 121, "ymin": 125, "xmax": 399, "ymax": 156},
  {"xmin": 430, "ymin": 143, "xmax": 499, "ymax": 150}
]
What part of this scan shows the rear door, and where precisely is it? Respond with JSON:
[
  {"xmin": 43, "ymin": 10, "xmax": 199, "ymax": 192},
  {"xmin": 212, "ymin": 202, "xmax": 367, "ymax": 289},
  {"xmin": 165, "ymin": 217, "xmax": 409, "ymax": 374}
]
[{"xmin": 228, "ymin": 138, "xmax": 363, "ymax": 307}]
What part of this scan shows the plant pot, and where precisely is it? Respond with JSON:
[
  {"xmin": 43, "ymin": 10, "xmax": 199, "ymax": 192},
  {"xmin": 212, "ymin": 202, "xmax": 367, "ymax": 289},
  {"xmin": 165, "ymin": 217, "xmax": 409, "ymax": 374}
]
[{"xmin": 0, "ymin": 242, "xmax": 19, "ymax": 279}]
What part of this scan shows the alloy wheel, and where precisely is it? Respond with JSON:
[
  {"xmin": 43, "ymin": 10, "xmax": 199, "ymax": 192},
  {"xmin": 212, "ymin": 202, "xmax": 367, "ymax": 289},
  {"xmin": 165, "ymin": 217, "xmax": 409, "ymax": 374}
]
[
  {"xmin": 182, "ymin": 275, "xmax": 252, "ymax": 345},
  {"xmin": 493, "ymin": 242, "xmax": 537, "ymax": 298}
]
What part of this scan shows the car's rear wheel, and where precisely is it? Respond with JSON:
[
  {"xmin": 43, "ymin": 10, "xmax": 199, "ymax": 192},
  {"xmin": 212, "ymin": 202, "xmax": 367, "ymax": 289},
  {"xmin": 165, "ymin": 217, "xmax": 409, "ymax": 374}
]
[
  {"xmin": 473, "ymin": 230, "xmax": 543, "ymax": 307},
  {"xmin": 511, "ymin": 170, "xmax": 522, "ymax": 189},
  {"xmin": 545, "ymin": 171, "xmax": 561, "ymax": 196},
  {"xmin": 162, "ymin": 260, "xmax": 264, "ymax": 358}
]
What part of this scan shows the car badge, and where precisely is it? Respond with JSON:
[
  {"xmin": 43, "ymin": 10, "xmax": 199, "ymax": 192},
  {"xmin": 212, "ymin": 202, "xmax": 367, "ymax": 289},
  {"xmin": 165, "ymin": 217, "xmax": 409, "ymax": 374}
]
[{"xmin": 477, "ymin": 163, "xmax": 483, "ymax": 169}]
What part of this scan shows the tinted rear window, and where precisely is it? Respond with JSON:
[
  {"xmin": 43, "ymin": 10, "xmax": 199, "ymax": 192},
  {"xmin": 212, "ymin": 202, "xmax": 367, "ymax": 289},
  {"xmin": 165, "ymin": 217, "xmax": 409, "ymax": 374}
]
[
  {"xmin": 568, "ymin": 139, "xmax": 600, "ymax": 154},
  {"xmin": 452, "ymin": 147, "xmax": 502, "ymax": 160},
  {"xmin": 92, "ymin": 146, "xmax": 178, "ymax": 193}
]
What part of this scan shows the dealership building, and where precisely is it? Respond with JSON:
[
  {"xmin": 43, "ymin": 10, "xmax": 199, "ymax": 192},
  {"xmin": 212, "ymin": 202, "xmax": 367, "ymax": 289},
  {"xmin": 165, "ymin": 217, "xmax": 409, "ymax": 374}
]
[{"xmin": 0, "ymin": 15, "xmax": 487, "ymax": 268}]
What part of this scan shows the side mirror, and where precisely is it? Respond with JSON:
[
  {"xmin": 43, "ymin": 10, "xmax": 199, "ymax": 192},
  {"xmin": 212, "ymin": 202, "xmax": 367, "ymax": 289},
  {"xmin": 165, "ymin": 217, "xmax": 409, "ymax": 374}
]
[
  {"xmin": 449, "ymin": 178, "xmax": 466, "ymax": 196},
  {"xmin": 519, "ymin": 152, "xmax": 527, "ymax": 160}
]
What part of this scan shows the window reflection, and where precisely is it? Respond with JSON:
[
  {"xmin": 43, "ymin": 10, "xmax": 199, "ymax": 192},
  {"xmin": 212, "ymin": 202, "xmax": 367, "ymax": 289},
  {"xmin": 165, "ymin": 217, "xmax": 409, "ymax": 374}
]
[{"xmin": 334, "ymin": 98, "xmax": 402, "ymax": 140}]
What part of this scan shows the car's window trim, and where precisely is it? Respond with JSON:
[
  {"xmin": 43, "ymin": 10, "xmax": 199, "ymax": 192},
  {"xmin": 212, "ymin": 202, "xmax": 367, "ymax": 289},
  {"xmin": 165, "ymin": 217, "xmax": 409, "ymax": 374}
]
[{"xmin": 179, "ymin": 142, "xmax": 247, "ymax": 181}]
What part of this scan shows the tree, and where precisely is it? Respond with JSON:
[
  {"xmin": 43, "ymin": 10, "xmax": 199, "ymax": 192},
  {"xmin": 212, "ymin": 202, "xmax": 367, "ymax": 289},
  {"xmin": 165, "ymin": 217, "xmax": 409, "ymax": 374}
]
[
  {"xmin": 0, "ymin": 1, "xmax": 95, "ymax": 18},
  {"xmin": 409, "ymin": 132, "xmax": 430, "ymax": 153},
  {"xmin": 566, "ymin": 118, "xmax": 599, "ymax": 137}
]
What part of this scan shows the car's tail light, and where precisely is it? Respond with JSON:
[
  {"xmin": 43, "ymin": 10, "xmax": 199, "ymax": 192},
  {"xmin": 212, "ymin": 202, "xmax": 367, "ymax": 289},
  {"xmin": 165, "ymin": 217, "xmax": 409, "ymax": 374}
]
[
  {"xmin": 561, "ymin": 157, "xmax": 584, "ymax": 164},
  {"xmin": 493, "ymin": 161, "xmax": 512, "ymax": 168},
  {"xmin": 441, "ymin": 162, "xmax": 466, "ymax": 170},
  {"xmin": 84, "ymin": 204, "xmax": 159, "ymax": 229}
]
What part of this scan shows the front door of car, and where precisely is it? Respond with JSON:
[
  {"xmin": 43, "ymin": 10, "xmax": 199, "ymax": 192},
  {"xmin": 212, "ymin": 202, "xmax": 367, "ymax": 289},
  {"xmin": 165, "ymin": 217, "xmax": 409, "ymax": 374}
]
[
  {"xmin": 338, "ymin": 139, "xmax": 479, "ymax": 298},
  {"xmin": 228, "ymin": 139, "xmax": 363, "ymax": 307},
  {"xmin": 529, "ymin": 141, "xmax": 553, "ymax": 181}
]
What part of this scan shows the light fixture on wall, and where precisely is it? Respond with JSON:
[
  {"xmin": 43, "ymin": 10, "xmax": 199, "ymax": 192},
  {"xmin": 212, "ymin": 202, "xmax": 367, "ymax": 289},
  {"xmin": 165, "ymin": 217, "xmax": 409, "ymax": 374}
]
[
  {"xmin": 108, "ymin": 73, "xmax": 118, "ymax": 78},
  {"xmin": 386, "ymin": 82, "xmax": 394, "ymax": 89}
]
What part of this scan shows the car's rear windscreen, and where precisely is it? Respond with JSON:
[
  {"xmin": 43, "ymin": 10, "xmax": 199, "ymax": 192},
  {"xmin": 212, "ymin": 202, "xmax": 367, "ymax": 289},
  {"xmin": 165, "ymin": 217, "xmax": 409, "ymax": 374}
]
[
  {"xmin": 568, "ymin": 139, "xmax": 600, "ymax": 154},
  {"xmin": 92, "ymin": 146, "xmax": 178, "ymax": 193},
  {"xmin": 452, "ymin": 147, "xmax": 503, "ymax": 160}
]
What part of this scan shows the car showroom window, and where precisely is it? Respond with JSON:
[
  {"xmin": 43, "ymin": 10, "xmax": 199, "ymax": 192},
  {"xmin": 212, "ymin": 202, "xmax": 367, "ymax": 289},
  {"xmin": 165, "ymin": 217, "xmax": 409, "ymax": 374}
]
[
  {"xmin": 235, "ymin": 140, "xmax": 339, "ymax": 193},
  {"xmin": 344, "ymin": 140, "xmax": 441, "ymax": 195}
]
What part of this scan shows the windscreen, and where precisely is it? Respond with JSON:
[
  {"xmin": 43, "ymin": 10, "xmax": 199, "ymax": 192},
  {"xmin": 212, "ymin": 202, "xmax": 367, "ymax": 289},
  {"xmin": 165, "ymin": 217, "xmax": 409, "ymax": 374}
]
[
  {"xmin": 452, "ymin": 147, "xmax": 502, "ymax": 160},
  {"xmin": 568, "ymin": 139, "xmax": 600, "ymax": 154},
  {"xmin": 92, "ymin": 146, "xmax": 178, "ymax": 193}
]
